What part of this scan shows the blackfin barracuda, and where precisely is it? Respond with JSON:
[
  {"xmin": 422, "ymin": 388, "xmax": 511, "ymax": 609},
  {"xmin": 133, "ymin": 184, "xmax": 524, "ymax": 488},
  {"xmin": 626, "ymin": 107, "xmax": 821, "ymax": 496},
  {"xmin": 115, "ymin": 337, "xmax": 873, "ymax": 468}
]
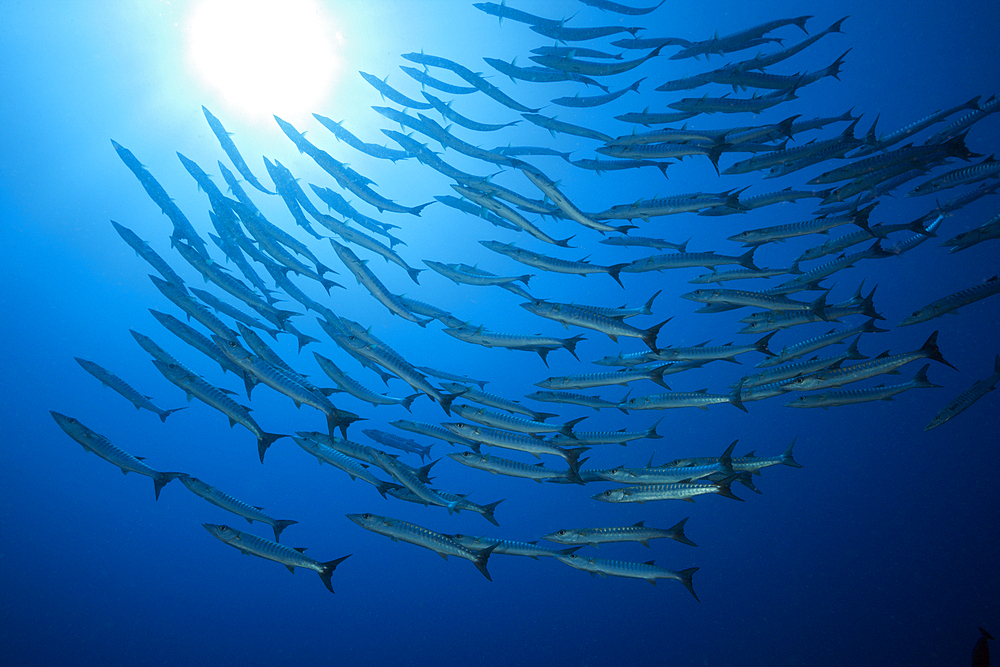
[
  {"xmin": 925, "ymin": 354, "xmax": 1000, "ymax": 431},
  {"xmin": 784, "ymin": 331, "xmax": 956, "ymax": 391},
  {"xmin": 214, "ymin": 336, "xmax": 362, "ymax": 438},
  {"xmin": 785, "ymin": 364, "xmax": 940, "ymax": 409},
  {"xmin": 179, "ymin": 475, "xmax": 297, "ymax": 542},
  {"xmin": 447, "ymin": 450, "xmax": 581, "ymax": 484},
  {"xmin": 151, "ymin": 360, "xmax": 285, "ymax": 463},
  {"xmin": 347, "ymin": 513, "xmax": 497, "ymax": 581},
  {"xmin": 74, "ymin": 358, "xmax": 184, "ymax": 422},
  {"xmin": 898, "ymin": 275, "xmax": 1000, "ymax": 326},
  {"xmin": 543, "ymin": 518, "xmax": 696, "ymax": 548},
  {"xmin": 203, "ymin": 524, "xmax": 349, "ymax": 593},
  {"xmin": 446, "ymin": 534, "xmax": 581, "ymax": 559},
  {"xmin": 520, "ymin": 299, "xmax": 669, "ymax": 352},
  {"xmin": 292, "ymin": 436, "xmax": 398, "ymax": 499},
  {"xmin": 555, "ymin": 553, "xmax": 699, "ymax": 600},
  {"xmin": 593, "ymin": 477, "xmax": 744, "ymax": 504},
  {"xmin": 50, "ymin": 412, "xmax": 183, "ymax": 500}
]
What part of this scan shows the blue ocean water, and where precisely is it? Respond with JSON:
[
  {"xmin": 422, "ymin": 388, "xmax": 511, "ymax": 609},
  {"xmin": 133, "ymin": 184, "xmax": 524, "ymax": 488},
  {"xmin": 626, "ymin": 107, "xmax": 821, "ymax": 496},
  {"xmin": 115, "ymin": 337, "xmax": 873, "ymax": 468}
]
[{"xmin": 2, "ymin": 1, "xmax": 998, "ymax": 665}]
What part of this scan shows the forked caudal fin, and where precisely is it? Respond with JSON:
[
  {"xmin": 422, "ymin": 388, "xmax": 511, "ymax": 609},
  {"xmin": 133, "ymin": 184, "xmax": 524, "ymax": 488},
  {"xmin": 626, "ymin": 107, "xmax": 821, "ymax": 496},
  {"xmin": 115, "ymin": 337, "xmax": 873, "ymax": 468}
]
[{"xmin": 318, "ymin": 554, "xmax": 351, "ymax": 593}]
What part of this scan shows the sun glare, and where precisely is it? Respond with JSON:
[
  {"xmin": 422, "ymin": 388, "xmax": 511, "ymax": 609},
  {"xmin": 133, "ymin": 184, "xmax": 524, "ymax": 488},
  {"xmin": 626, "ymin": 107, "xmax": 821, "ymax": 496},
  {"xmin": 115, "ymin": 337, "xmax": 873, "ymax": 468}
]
[{"xmin": 186, "ymin": 0, "xmax": 343, "ymax": 121}]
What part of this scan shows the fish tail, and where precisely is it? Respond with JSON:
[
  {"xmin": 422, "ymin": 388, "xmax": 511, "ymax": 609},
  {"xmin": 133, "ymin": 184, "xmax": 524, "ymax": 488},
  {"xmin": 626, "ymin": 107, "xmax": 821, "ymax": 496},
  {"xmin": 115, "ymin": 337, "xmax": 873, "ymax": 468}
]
[
  {"xmin": 320, "ymin": 277, "xmax": 344, "ymax": 294},
  {"xmin": 738, "ymin": 246, "xmax": 760, "ymax": 271},
  {"xmin": 271, "ymin": 519, "xmax": 298, "ymax": 543},
  {"xmin": 921, "ymin": 330, "xmax": 958, "ymax": 370},
  {"xmin": 158, "ymin": 407, "xmax": 187, "ymax": 423},
  {"xmin": 642, "ymin": 289, "xmax": 662, "ymax": 315},
  {"xmin": 781, "ymin": 437, "xmax": 803, "ymax": 468},
  {"xmin": 561, "ymin": 417, "xmax": 588, "ymax": 438},
  {"xmin": 401, "ymin": 394, "xmax": 420, "ymax": 413},
  {"xmin": 645, "ymin": 418, "xmax": 664, "ymax": 439},
  {"xmin": 911, "ymin": 364, "xmax": 941, "ymax": 389},
  {"xmin": 729, "ymin": 379, "xmax": 748, "ymax": 413},
  {"xmin": 472, "ymin": 543, "xmax": 498, "ymax": 581},
  {"xmin": 607, "ymin": 263, "xmax": 629, "ymax": 288},
  {"xmin": 677, "ymin": 567, "xmax": 700, "ymax": 602},
  {"xmin": 153, "ymin": 472, "xmax": 185, "ymax": 501},
  {"xmin": 755, "ymin": 331, "xmax": 777, "ymax": 356},
  {"xmin": 714, "ymin": 475, "xmax": 744, "ymax": 502},
  {"xmin": 642, "ymin": 318, "xmax": 672, "ymax": 353},
  {"xmin": 258, "ymin": 432, "xmax": 288, "ymax": 464},
  {"xmin": 407, "ymin": 267, "xmax": 424, "ymax": 284},
  {"xmin": 562, "ymin": 335, "xmax": 586, "ymax": 361},
  {"xmin": 318, "ymin": 554, "xmax": 351, "ymax": 594},
  {"xmin": 480, "ymin": 499, "xmax": 504, "ymax": 527},
  {"xmin": 669, "ymin": 517, "xmax": 698, "ymax": 547}
]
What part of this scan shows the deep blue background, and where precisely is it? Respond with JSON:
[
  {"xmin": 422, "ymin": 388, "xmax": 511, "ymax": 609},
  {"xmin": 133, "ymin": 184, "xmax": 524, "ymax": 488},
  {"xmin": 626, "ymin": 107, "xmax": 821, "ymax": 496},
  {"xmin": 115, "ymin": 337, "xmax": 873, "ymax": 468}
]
[{"xmin": 1, "ymin": 1, "xmax": 997, "ymax": 666}]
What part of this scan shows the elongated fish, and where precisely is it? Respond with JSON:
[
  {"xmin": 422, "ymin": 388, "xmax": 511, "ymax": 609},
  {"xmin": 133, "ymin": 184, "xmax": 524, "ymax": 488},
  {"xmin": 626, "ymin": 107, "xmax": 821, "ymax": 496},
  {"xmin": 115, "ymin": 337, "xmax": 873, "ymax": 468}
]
[
  {"xmin": 925, "ymin": 354, "xmax": 1000, "ymax": 430},
  {"xmin": 50, "ymin": 412, "xmax": 183, "ymax": 500},
  {"xmin": 203, "ymin": 524, "xmax": 349, "ymax": 593},
  {"xmin": 180, "ymin": 475, "xmax": 296, "ymax": 542},
  {"xmin": 555, "ymin": 553, "xmax": 699, "ymax": 600},
  {"xmin": 347, "ymin": 513, "xmax": 496, "ymax": 580},
  {"xmin": 74, "ymin": 358, "xmax": 184, "ymax": 422}
]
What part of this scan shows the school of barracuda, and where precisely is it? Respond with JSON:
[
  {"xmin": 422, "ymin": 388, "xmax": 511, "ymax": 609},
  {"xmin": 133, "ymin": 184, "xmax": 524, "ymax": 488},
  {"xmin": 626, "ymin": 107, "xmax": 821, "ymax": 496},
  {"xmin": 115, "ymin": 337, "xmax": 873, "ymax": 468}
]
[{"xmin": 51, "ymin": 1, "xmax": 999, "ymax": 600}]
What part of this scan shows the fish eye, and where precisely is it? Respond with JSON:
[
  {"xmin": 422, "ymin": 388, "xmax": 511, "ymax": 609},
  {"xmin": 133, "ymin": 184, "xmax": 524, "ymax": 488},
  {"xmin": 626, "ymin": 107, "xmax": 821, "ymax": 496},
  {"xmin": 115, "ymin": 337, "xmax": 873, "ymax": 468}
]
[
  {"xmin": 461, "ymin": 452, "xmax": 470, "ymax": 457},
  {"xmin": 228, "ymin": 341, "xmax": 237, "ymax": 347},
  {"xmin": 911, "ymin": 311, "xmax": 919, "ymax": 316},
  {"xmin": 557, "ymin": 530, "xmax": 566, "ymax": 535},
  {"xmin": 67, "ymin": 417, "xmax": 77, "ymax": 423},
  {"xmin": 603, "ymin": 490, "xmax": 612, "ymax": 496},
  {"xmin": 453, "ymin": 534, "xmax": 465, "ymax": 539},
  {"xmin": 362, "ymin": 513, "xmax": 371, "ymax": 519}
]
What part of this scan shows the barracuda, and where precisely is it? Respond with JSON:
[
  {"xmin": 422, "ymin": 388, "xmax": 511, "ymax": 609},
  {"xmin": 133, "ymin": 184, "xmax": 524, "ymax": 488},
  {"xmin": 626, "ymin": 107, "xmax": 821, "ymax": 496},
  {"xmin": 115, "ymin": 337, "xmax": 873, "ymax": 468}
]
[
  {"xmin": 446, "ymin": 534, "xmax": 582, "ymax": 559},
  {"xmin": 74, "ymin": 358, "xmax": 184, "ymax": 422},
  {"xmin": 521, "ymin": 298, "xmax": 669, "ymax": 352},
  {"xmin": 654, "ymin": 332, "xmax": 776, "ymax": 364},
  {"xmin": 447, "ymin": 451, "xmax": 579, "ymax": 484},
  {"xmin": 363, "ymin": 429, "xmax": 432, "ymax": 462},
  {"xmin": 111, "ymin": 221, "xmax": 185, "ymax": 285},
  {"xmin": 544, "ymin": 518, "xmax": 696, "ymax": 548},
  {"xmin": 276, "ymin": 116, "xmax": 433, "ymax": 216},
  {"xmin": 314, "ymin": 353, "xmax": 418, "ymax": 412},
  {"xmin": 757, "ymin": 318, "xmax": 886, "ymax": 368},
  {"xmin": 785, "ymin": 364, "xmax": 940, "ymax": 408},
  {"xmin": 149, "ymin": 276, "xmax": 239, "ymax": 345},
  {"xmin": 443, "ymin": 323, "xmax": 584, "ymax": 366},
  {"xmin": 741, "ymin": 336, "xmax": 866, "ymax": 388},
  {"xmin": 525, "ymin": 390, "xmax": 628, "ymax": 414},
  {"xmin": 549, "ymin": 419, "xmax": 662, "ymax": 447},
  {"xmin": 424, "ymin": 261, "xmax": 531, "ymax": 288},
  {"xmin": 292, "ymin": 437, "xmax": 397, "ymax": 498},
  {"xmin": 531, "ymin": 45, "xmax": 663, "ymax": 77},
  {"xmin": 727, "ymin": 203, "xmax": 873, "ymax": 245},
  {"xmin": 622, "ymin": 247, "xmax": 759, "ymax": 273},
  {"xmin": 784, "ymin": 331, "xmax": 955, "ymax": 391},
  {"xmin": 441, "ymin": 422, "xmax": 588, "ymax": 468},
  {"xmin": 535, "ymin": 363, "xmax": 671, "ymax": 390},
  {"xmin": 441, "ymin": 383, "xmax": 554, "ymax": 422},
  {"xmin": 898, "ymin": 275, "xmax": 1000, "ymax": 327},
  {"xmin": 593, "ymin": 190, "xmax": 743, "ymax": 221},
  {"xmin": 330, "ymin": 240, "xmax": 431, "ymax": 326},
  {"xmin": 453, "ymin": 403, "xmax": 586, "ymax": 438},
  {"xmin": 387, "ymin": 487, "xmax": 504, "ymax": 526},
  {"xmin": 480, "ymin": 240, "xmax": 627, "ymax": 286},
  {"xmin": 215, "ymin": 336, "xmax": 362, "ymax": 438},
  {"xmin": 179, "ymin": 475, "xmax": 296, "ymax": 542},
  {"xmin": 620, "ymin": 382, "xmax": 747, "ymax": 412},
  {"xmin": 593, "ymin": 477, "xmax": 743, "ymax": 504},
  {"xmin": 347, "ymin": 513, "xmax": 497, "ymax": 580},
  {"xmin": 312, "ymin": 113, "xmax": 410, "ymax": 162},
  {"xmin": 152, "ymin": 360, "xmax": 284, "ymax": 463},
  {"xmin": 203, "ymin": 524, "xmax": 349, "ymax": 593},
  {"xmin": 515, "ymin": 161, "xmax": 627, "ymax": 233},
  {"xmin": 926, "ymin": 354, "xmax": 1000, "ymax": 431},
  {"xmin": 331, "ymin": 332, "xmax": 457, "ymax": 415},
  {"xmin": 555, "ymin": 553, "xmax": 699, "ymax": 599},
  {"xmin": 50, "ymin": 412, "xmax": 184, "ymax": 500}
]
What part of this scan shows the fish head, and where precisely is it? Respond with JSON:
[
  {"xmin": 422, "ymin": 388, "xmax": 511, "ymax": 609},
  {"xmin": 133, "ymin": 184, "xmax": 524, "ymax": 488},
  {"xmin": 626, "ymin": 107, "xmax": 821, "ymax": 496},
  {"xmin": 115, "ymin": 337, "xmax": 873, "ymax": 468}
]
[
  {"xmin": 202, "ymin": 524, "xmax": 237, "ymax": 543},
  {"xmin": 50, "ymin": 411, "xmax": 97, "ymax": 445},
  {"xmin": 592, "ymin": 488, "xmax": 627, "ymax": 503},
  {"xmin": 345, "ymin": 513, "xmax": 386, "ymax": 530},
  {"xmin": 543, "ymin": 528, "xmax": 580, "ymax": 544},
  {"xmin": 178, "ymin": 474, "xmax": 206, "ymax": 492}
]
